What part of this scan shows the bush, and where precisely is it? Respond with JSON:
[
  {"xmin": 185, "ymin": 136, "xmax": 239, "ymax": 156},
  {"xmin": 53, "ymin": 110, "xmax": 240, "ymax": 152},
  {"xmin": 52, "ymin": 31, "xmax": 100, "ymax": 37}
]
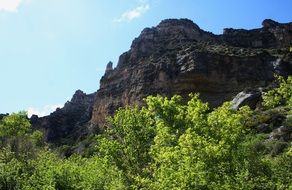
[{"xmin": 263, "ymin": 76, "xmax": 292, "ymax": 108}]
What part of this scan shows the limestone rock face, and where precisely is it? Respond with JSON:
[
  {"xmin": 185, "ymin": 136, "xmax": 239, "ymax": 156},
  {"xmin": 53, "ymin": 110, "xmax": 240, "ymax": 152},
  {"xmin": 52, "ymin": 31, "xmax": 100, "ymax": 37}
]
[
  {"xmin": 31, "ymin": 19, "xmax": 292, "ymax": 142},
  {"xmin": 91, "ymin": 19, "xmax": 292, "ymax": 127},
  {"xmin": 127, "ymin": 19, "xmax": 218, "ymax": 62},
  {"xmin": 31, "ymin": 90, "xmax": 96, "ymax": 144},
  {"xmin": 223, "ymin": 19, "xmax": 292, "ymax": 48}
]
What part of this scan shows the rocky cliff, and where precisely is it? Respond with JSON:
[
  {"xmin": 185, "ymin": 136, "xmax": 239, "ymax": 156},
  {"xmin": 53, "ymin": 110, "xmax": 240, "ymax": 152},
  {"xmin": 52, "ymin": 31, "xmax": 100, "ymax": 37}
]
[
  {"xmin": 31, "ymin": 18, "xmax": 292, "ymax": 143},
  {"xmin": 223, "ymin": 19, "xmax": 292, "ymax": 48},
  {"xmin": 91, "ymin": 18, "xmax": 292, "ymax": 127},
  {"xmin": 31, "ymin": 90, "xmax": 96, "ymax": 144}
]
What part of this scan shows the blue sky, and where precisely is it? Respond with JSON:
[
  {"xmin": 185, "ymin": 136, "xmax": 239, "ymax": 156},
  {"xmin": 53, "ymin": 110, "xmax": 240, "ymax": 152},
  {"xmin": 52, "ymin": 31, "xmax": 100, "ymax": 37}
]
[{"xmin": 0, "ymin": 0, "xmax": 291, "ymax": 116}]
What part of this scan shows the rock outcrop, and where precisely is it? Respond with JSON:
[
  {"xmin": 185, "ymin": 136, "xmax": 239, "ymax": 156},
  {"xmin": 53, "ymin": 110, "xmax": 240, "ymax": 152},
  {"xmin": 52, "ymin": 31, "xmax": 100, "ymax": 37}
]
[
  {"xmin": 231, "ymin": 89, "xmax": 262, "ymax": 110},
  {"xmin": 223, "ymin": 19, "xmax": 292, "ymax": 48},
  {"xmin": 91, "ymin": 18, "xmax": 292, "ymax": 127},
  {"xmin": 31, "ymin": 18, "xmax": 292, "ymax": 143},
  {"xmin": 105, "ymin": 61, "xmax": 113, "ymax": 74},
  {"xmin": 31, "ymin": 90, "xmax": 96, "ymax": 144}
]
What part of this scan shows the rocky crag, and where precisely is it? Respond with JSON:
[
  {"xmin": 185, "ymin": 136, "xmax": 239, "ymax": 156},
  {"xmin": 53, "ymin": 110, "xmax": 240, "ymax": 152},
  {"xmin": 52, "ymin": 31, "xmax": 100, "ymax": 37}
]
[
  {"xmin": 32, "ymin": 18, "xmax": 292, "ymax": 143},
  {"xmin": 91, "ymin": 18, "xmax": 292, "ymax": 127},
  {"xmin": 30, "ymin": 90, "xmax": 96, "ymax": 144}
]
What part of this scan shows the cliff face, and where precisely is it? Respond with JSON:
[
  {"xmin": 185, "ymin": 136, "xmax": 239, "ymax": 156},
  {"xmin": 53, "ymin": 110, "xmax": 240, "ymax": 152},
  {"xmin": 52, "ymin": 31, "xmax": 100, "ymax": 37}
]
[
  {"xmin": 30, "ymin": 18, "xmax": 292, "ymax": 143},
  {"xmin": 223, "ymin": 19, "xmax": 292, "ymax": 48},
  {"xmin": 31, "ymin": 90, "xmax": 96, "ymax": 144},
  {"xmin": 91, "ymin": 19, "xmax": 292, "ymax": 127}
]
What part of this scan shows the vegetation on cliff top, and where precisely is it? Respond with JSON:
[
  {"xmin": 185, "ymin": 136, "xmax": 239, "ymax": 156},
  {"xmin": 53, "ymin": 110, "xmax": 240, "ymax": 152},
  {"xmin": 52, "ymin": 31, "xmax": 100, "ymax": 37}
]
[{"xmin": 0, "ymin": 76, "xmax": 291, "ymax": 189}]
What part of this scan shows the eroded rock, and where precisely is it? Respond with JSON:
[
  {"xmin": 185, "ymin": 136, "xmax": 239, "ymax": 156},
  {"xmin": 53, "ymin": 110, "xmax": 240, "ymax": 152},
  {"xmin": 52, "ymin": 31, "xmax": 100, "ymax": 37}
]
[
  {"xmin": 31, "ymin": 90, "xmax": 96, "ymax": 144},
  {"xmin": 231, "ymin": 89, "xmax": 262, "ymax": 110},
  {"xmin": 91, "ymin": 19, "xmax": 292, "ymax": 128},
  {"xmin": 31, "ymin": 18, "xmax": 292, "ymax": 142}
]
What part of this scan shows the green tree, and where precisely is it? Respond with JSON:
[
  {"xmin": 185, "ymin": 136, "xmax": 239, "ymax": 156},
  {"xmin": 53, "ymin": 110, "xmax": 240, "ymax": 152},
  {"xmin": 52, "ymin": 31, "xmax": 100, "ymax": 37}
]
[
  {"xmin": 97, "ymin": 106, "xmax": 155, "ymax": 189},
  {"xmin": 0, "ymin": 112, "xmax": 30, "ymax": 138},
  {"xmin": 147, "ymin": 95, "xmax": 273, "ymax": 189},
  {"xmin": 96, "ymin": 94, "xmax": 289, "ymax": 189},
  {"xmin": 21, "ymin": 150, "xmax": 59, "ymax": 190},
  {"xmin": 0, "ymin": 112, "xmax": 32, "ymax": 157},
  {"xmin": 0, "ymin": 148, "xmax": 24, "ymax": 190},
  {"xmin": 263, "ymin": 76, "xmax": 292, "ymax": 108},
  {"xmin": 0, "ymin": 112, "xmax": 45, "ymax": 159},
  {"xmin": 54, "ymin": 155, "xmax": 125, "ymax": 190}
]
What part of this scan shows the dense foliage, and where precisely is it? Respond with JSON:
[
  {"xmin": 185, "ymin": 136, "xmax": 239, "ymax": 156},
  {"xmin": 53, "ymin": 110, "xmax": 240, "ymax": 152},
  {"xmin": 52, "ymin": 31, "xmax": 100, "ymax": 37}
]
[
  {"xmin": 263, "ymin": 76, "xmax": 292, "ymax": 108},
  {"xmin": 97, "ymin": 94, "xmax": 291, "ymax": 189},
  {"xmin": 0, "ymin": 77, "xmax": 291, "ymax": 189}
]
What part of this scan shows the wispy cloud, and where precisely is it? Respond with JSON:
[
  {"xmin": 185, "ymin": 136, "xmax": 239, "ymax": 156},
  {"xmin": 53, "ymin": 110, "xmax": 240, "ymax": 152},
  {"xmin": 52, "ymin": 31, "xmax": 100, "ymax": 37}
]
[
  {"xmin": 27, "ymin": 104, "xmax": 63, "ymax": 117},
  {"xmin": 0, "ymin": 0, "xmax": 25, "ymax": 12},
  {"xmin": 114, "ymin": 3, "xmax": 150, "ymax": 23}
]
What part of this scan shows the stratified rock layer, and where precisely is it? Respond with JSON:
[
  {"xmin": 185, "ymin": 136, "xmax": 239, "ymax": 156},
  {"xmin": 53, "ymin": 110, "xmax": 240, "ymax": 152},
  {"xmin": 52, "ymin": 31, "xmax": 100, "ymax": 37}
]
[
  {"xmin": 31, "ymin": 19, "xmax": 292, "ymax": 143},
  {"xmin": 91, "ymin": 19, "xmax": 292, "ymax": 127},
  {"xmin": 223, "ymin": 19, "xmax": 292, "ymax": 48}
]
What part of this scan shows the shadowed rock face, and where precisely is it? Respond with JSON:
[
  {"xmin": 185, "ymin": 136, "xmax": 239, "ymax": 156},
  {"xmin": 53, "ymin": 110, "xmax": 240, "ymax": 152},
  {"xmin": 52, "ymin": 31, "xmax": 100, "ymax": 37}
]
[
  {"xmin": 31, "ymin": 90, "xmax": 96, "ymax": 144},
  {"xmin": 91, "ymin": 18, "xmax": 292, "ymax": 127},
  {"xmin": 223, "ymin": 19, "xmax": 292, "ymax": 48}
]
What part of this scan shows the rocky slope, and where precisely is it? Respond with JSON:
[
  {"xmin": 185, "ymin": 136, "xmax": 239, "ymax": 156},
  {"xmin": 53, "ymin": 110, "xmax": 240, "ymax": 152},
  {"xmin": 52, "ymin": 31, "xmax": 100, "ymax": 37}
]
[
  {"xmin": 31, "ymin": 18, "xmax": 292, "ymax": 143},
  {"xmin": 91, "ymin": 18, "xmax": 292, "ymax": 127}
]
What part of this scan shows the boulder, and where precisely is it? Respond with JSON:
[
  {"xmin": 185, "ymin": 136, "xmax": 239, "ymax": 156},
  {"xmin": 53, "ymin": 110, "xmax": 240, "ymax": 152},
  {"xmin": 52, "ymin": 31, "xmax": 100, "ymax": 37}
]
[{"xmin": 231, "ymin": 90, "xmax": 262, "ymax": 110}]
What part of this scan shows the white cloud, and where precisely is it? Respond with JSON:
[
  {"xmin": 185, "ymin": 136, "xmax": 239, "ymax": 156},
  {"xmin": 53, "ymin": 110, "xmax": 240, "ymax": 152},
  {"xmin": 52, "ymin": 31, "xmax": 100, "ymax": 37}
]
[
  {"xmin": 0, "ymin": 0, "xmax": 24, "ymax": 12},
  {"xmin": 27, "ymin": 104, "xmax": 63, "ymax": 117},
  {"xmin": 114, "ymin": 4, "xmax": 150, "ymax": 23}
]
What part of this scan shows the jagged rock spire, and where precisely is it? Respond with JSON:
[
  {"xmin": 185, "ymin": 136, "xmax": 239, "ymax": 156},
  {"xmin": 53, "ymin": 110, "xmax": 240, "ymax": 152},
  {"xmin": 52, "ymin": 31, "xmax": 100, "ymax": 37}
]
[{"xmin": 105, "ymin": 61, "xmax": 113, "ymax": 74}]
